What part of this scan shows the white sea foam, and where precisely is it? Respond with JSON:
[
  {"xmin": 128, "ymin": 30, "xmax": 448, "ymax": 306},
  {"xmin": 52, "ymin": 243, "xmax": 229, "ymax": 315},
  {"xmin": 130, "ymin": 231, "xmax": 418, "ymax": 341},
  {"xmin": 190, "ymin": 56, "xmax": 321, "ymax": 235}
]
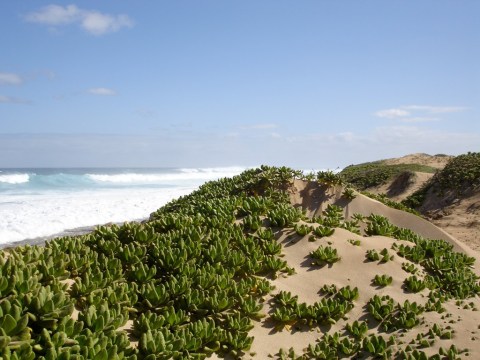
[
  {"xmin": 0, "ymin": 167, "xmax": 247, "ymax": 246},
  {"xmin": 0, "ymin": 173, "xmax": 30, "ymax": 184},
  {"xmin": 0, "ymin": 187, "xmax": 194, "ymax": 245},
  {"xmin": 87, "ymin": 167, "xmax": 245, "ymax": 184}
]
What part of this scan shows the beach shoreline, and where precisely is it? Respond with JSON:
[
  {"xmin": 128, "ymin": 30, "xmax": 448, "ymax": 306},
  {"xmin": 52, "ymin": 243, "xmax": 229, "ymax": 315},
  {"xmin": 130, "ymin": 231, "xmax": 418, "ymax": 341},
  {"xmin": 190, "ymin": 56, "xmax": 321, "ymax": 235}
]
[{"xmin": 0, "ymin": 218, "xmax": 147, "ymax": 250}]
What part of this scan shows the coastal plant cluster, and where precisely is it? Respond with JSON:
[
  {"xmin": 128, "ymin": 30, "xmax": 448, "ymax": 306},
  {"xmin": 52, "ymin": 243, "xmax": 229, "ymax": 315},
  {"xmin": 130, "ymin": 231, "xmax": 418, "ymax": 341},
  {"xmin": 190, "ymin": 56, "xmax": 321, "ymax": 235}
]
[
  {"xmin": 339, "ymin": 162, "xmax": 437, "ymax": 190},
  {"xmin": 270, "ymin": 285, "xmax": 358, "ymax": 330},
  {"xmin": 403, "ymin": 152, "xmax": 480, "ymax": 209},
  {"xmin": 0, "ymin": 165, "xmax": 479, "ymax": 359},
  {"xmin": 272, "ymin": 207, "xmax": 479, "ymax": 359},
  {"xmin": 277, "ymin": 335, "xmax": 465, "ymax": 360},
  {"xmin": 0, "ymin": 166, "xmax": 307, "ymax": 359},
  {"xmin": 310, "ymin": 164, "xmax": 427, "ymax": 216},
  {"xmin": 361, "ymin": 192, "xmax": 420, "ymax": 216},
  {"xmin": 362, "ymin": 214, "xmax": 480, "ymax": 300}
]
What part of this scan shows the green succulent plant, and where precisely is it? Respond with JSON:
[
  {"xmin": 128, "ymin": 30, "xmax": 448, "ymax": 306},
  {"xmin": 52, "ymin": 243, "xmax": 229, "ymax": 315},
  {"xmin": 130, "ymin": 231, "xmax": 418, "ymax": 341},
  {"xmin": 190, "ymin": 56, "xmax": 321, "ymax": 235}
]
[
  {"xmin": 347, "ymin": 239, "xmax": 361, "ymax": 246},
  {"xmin": 316, "ymin": 171, "xmax": 344, "ymax": 187},
  {"xmin": 402, "ymin": 262, "xmax": 418, "ymax": 274},
  {"xmin": 339, "ymin": 220, "xmax": 361, "ymax": 235},
  {"xmin": 321, "ymin": 205, "xmax": 344, "ymax": 228},
  {"xmin": 362, "ymin": 334, "xmax": 394, "ymax": 358},
  {"xmin": 345, "ymin": 320, "xmax": 368, "ymax": 340},
  {"xmin": 365, "ymin": 214, "xmax": 397, "ymax": 237},
  {"xmin": 404, "ymin": 276, "xmax": 428, "ymax": 293},
  {"xmin": 367, "ymin": 295, "xmax": 424, "ymax": 331},
  {"xmin": 310, "ymin": 246, "xmax": 341, "ymax": 266},
  {"xmin": 373, "ymin": 274, "xmax": 393, "ymax": 287},
  {"xmin": 341, "ymin": 187, "xmax": 357, "ymax": 200},
  {"xmin": 305, "ymin": 339, "xmax": 338, "ymax": 359},
  {"xmin": 313, "ymin": 225, "xmax": 335, "ymax": 238},
  {"xmin": 294, "ymin": 223, "xmax": 312, "ymax": 237},
  {"xmin": 366, "ymin": 248, "xmax": 393, "ymax": 263}
]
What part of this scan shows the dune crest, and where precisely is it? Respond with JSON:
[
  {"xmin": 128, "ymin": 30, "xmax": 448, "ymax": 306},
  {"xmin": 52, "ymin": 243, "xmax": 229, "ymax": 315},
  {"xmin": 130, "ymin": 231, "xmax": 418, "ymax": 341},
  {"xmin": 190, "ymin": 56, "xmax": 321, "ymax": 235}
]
[
  {"xmin": 294, "ymin": 180, "xmax": 480, "ymax": 267},
  {"xmin": 341, "ymin": 152, "xmax": 480, "ymax": 252}
]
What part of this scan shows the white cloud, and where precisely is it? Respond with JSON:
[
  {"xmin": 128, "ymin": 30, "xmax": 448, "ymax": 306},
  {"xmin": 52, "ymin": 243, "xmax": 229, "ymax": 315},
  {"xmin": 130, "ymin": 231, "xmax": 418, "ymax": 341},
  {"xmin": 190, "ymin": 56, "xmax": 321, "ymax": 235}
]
[
  {"xmin": 283, "ymin": 125, "xmax": 480, "ymax": 152},
  {"xmin": 337, "ymin": 132, "xmax": 356, "ymax": 142},
  {"xmin": 1, "ymin": 128, "xmax": 478, "ymax": 169},
  {"xmin": 400, "ymin": 117, "xmax": 440, "ymax": 123},
  {"xmin": 81, "ymin": 12, "xmax": 133, "ymax": 36},
  {"xmin": 285, "ymin": 131, "xmax": 359, "ymax": 144},
  {"xmin": 0, "ymin": 73, "xmax": 23, "ymax": 85},
  {"xmin": 372, "ymin": 125, "xmax": 480, "ymax": 147},
  {"xmin": 88, "ymin": 87, "xmax": 117, "ymax": 96},
  {"xmin": 25, "ymin": 4, "xmax": 134, "ymax": 35},
  {"xmin": 0, "ymin": 95, "xmax": 30, "ymax": 104},
  {"xmin": 25, "ymin": 4, "xmax": 81, "ymax": 25},
  {"xmin": 240, "ymin": 123, "xmax": 278, "ymax": 130},
  {"xmin": 223, "ymin": 132, "xmax": 240, "ymax": 138},
  {"xmin": 375, "ymin": 104, "xmax": 468, "ymax": 123},
  {"xmin": 374, "ymin": 108, "xmax": 410, "ymax": 118},
  {"xmin": 402, "ymin": 105, "xmax": 468, "ymax": 114},
  {"xmin": 270, "ymin": 132, "xmax": 282, "ymax": 138}
]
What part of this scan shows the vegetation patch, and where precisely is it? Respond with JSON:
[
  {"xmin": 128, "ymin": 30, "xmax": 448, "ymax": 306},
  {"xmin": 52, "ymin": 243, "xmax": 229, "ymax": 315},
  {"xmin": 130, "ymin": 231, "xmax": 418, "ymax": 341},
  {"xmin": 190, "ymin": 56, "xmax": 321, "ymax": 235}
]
[
  {"xmin": 367, "ymin": 295, "xmax": 424, "ymax": 331},
  {"xmin": 403, "ymin": 152, "xmax": 480, "ymax": 209},
  {"xmin": 0, "ymin": 164, "xmax": 478, "ymax": 359},
  {"xmin": 270, "ymin": 285, "xmax": 357, "ymax": 330},
  {"xmin": 373, "ymin": 274, "xmax": 393, "ymax": 287},
  {"xmin": 340, "ymin": 162, "xmax": 436, "ymax": 190},
  {"xmin": 366, "ymin": 248, "xmax": 394, "ymax": 263},
  {"xmin": 0, "ymin": 166, "xmax": 306, "ymax": 359},
  {"xmin": 362, "ymin": 191, "xmax": 421, "ymax": 215},
  {"xmin": 309, "ymin": 245, "xmax": 341, "ymax": 266}
]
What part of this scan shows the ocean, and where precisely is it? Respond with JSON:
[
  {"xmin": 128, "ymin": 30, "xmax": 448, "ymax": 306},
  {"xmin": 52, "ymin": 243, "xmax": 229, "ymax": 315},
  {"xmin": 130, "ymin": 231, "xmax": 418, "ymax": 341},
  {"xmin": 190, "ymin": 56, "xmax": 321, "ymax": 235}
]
[{"xmin": 0, "ymin": 167, "xmax": 245, "ymax": 247}]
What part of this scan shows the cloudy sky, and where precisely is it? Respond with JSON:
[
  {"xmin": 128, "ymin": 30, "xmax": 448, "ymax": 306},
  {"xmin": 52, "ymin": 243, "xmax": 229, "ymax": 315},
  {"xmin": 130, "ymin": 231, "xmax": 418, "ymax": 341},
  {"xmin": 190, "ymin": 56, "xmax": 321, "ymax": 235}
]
[{"xmin": 1, "ymin": 1, "xmax": 479, "ymax": 168}]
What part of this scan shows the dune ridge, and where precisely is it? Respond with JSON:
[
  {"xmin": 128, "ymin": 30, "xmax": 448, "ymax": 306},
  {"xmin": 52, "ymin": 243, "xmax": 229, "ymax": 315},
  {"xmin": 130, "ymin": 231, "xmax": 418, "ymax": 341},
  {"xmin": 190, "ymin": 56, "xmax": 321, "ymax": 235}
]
[{"xmin": 341, "ymin": 152, "xmax": 480, "ymax": 252}]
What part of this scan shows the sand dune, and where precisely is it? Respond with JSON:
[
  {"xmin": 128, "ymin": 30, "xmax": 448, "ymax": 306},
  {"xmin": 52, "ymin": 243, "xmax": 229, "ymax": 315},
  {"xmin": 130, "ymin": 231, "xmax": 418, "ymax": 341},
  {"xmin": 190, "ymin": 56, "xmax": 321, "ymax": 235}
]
[
  {"xmin": 345, "ymin": 152, "xmax": 480, "ymax": 256},
  {"xmin": 382, "ymin": 153, "xmax": 453, "ymax": 169},
  {"xmin": 240, "ymin": 180, "xmax": 480, "ymax": 358},
  {"xmin": 368, "ymin": 171, "xmax": 434, "ymax": 202}
]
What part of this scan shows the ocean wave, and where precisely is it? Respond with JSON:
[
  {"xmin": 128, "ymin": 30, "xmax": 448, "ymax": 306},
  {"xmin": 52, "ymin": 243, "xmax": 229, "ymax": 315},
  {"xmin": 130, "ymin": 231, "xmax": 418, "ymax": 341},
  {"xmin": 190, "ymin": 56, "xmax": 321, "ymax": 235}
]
[
  {"xmin": 88, "ymin": 173, "xmax": 174, "ymax": 183},
  {"xmin": 0, "ymin": 167, "xmax": 247, "ymax": 245},
  {"xmin": 0, "ymin": 173, "xmax": 30, "ymax": 184},
  {"xmin": 88, "ymin": 167, "xmax": 245, "ymax": 184},
  {"xmin": 178, "ymin": 166, "xmax": 246, "ymax": 174}
]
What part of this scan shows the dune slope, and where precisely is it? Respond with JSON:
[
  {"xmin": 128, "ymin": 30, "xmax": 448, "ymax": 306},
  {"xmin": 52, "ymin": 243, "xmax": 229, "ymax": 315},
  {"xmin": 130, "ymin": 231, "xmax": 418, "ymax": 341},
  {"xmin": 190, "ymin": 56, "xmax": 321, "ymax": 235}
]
[
  {"xmin": 342, "ymin": 152, "xmax": 480, "ymax": 252},
  {"xmin": 244, "ymin": 179, "xmax": 480, "ymax": 359}
]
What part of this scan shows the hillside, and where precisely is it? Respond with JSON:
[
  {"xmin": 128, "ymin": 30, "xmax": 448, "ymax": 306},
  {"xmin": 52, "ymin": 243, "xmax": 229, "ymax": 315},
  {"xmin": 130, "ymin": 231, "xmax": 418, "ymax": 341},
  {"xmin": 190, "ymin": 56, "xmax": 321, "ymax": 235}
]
[
  {"xmin": 340, "ymin": 152, "xmax": 480, "ymax": 251},
  {"xmin": 403, "ymin": 152, "xmax": 480, "ymax": 252},
  {"xmin": 0, "ymin": 166, "xmax": 479, "ymax": 359},
  {"xmin": 339, "ymin": 153, "xmax": 452, "ymax": 201}
]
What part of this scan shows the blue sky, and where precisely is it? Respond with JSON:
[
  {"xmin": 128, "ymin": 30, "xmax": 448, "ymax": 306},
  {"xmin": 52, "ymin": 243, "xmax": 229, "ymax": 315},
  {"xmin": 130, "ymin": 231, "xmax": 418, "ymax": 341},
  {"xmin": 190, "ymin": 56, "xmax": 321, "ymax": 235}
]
[{"xmin": 1, "ymin": 1, "xmax": 479, "ymax": 168}]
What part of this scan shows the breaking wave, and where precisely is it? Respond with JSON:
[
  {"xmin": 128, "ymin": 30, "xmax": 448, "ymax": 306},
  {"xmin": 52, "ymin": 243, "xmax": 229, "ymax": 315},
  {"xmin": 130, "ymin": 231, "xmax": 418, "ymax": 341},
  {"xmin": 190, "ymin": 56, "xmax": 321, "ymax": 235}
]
[
  {"xmin": 0, "ymin": 167, "xmax": 246, "ymax": 245},
  {"xmin": 0, "ymin": 173, "xmax": 30, "ymax": 184}
]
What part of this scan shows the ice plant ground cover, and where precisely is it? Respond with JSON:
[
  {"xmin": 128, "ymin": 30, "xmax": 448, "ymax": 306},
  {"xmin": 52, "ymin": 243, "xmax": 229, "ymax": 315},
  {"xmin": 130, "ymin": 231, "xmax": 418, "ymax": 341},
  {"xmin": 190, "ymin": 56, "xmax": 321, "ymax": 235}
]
[{"xmin": 0, "ymin": 166, "xmax": 479, "ymax": 359}]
